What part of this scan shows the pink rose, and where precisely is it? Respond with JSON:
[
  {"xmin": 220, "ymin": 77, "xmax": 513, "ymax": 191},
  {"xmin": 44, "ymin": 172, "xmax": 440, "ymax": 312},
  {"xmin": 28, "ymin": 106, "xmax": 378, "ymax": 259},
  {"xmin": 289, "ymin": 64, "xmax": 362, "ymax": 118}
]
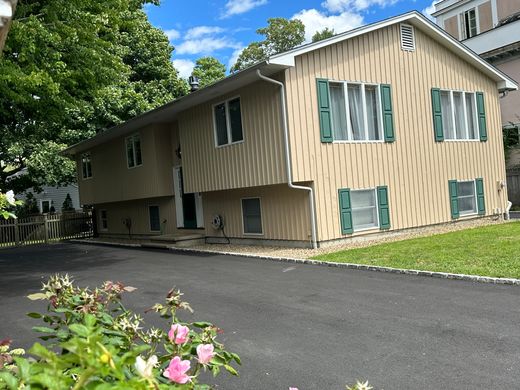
[
  {"xmin": 196, "ymin": 344, "xmax": 215, "ymax": 365},
  {"xmin": 289, "ymin": 388, "xmax": 299, "ymax": 390},
  {"xmin": 168, "ymin": 324, "xmax": 189, "ymax": 344},
  {"xmin": 162, "ymin": 356, "xmax": 191, "ymax": 384}
]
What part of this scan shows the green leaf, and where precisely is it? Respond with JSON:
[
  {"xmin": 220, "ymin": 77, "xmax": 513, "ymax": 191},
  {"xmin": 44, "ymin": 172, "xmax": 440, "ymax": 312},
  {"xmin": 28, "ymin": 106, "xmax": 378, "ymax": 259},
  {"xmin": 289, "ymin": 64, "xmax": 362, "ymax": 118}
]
[
  {"xmin": 224, "ymin": 364, "xmax": 238, "ymax": 376},
  {"xmin": 27, "ymin": 312, "xmax": 42, "ymax": 318},
  {"xmin": 0, "ymin": 371, "xmax": 18, "ymax": 389},
  {"xmin": 191, "ymin": 321, "xmax": 212, "ymax": 328},
  {"xmin": 32, "ymin": 326, "xmax": 56, "ymax": 334},
  {"xmin": 69, "ymin": 324, "xmax": 89, "ymax": 337},
  {"xmin": 27, "ymin": 293, "xmax": 48, "ymax": 301},
  {"xmin": 231, "ymin": 353, "xmax": 242, "ymax": 365}
]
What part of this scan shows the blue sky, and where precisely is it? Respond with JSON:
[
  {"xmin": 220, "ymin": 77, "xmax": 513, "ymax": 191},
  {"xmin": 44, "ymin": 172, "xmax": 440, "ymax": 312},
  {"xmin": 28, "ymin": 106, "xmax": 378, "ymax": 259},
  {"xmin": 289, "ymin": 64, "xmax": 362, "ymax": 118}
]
[{"xmin": 145, "ymin": 0, "xmax": 438, "ymax": 78}]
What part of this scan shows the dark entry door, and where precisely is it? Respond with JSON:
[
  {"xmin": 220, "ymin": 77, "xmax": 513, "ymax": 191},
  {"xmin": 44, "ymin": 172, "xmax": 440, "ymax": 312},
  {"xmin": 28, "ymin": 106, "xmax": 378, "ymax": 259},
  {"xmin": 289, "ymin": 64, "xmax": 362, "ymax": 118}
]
[{"xmin": 179, "ymin": 168, "xmax": 197, "ymax": 229}]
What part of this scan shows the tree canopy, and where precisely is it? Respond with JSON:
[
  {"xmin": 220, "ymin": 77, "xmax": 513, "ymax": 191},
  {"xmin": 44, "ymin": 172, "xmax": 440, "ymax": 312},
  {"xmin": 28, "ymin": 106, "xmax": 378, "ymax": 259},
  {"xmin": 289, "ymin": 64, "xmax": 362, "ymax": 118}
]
[
  {"xmin": 0, "ymin": 0, "xmax": 187, "ymax": 193},
  {"xmin": 192, "ymin": 56, "xmax": 226, "ymax": 88},
  {"xmin": 231, "ymin": 18, "xmax": 305, "ymax": 72},
  {"xmin": 312, "ymin": 27, "xmax": 335, "ymax": 42}
]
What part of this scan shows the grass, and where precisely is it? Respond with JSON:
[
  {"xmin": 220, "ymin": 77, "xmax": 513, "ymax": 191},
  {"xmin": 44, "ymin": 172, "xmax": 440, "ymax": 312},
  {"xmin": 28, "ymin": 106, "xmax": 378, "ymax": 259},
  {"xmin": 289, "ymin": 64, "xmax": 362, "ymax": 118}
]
[{"xmin": 312, "ymin": 222, "xmax": 520, "ymax": 279}]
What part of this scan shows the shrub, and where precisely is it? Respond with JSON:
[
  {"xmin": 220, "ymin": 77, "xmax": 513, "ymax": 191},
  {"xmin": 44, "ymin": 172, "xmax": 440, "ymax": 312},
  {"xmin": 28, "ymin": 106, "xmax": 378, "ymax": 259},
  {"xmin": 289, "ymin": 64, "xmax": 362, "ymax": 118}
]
[{"xmin": 0, "ymin": 275, "xmax": 240, "ymax": 389}]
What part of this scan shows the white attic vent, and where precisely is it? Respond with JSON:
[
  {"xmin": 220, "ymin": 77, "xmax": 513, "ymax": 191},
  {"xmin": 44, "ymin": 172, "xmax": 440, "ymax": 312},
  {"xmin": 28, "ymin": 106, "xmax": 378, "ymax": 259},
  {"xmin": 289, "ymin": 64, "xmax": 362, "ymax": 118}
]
[{"xmin": 400, "ymin": 23, "xmax": 415, "ymax": 51}]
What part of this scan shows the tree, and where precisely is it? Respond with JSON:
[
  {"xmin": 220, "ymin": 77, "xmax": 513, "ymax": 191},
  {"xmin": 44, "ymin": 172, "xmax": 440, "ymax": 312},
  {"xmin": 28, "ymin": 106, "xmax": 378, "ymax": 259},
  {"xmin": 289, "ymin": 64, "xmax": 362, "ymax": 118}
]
[
  {"xmin": 231, "ymin": 18, "xmax": 305, "ymax": 72},
  {"xmin": 312, "ymin": 27, "xmax": 335, "ymax": 42},
  {"xmin": 192, "ymin": 56, "xmax": 226, "ymax": 88},
  {"xmin": 0, "ymin": 0, "xmax": 188, "ymax": 193},
  {"xmin": 62, "ymin": 193, "xmax": 74, "ymax": 212}
]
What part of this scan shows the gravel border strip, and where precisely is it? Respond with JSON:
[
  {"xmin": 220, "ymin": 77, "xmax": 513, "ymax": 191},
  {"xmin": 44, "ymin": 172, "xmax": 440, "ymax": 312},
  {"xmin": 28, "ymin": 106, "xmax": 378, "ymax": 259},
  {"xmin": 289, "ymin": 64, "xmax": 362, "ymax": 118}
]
[{"xmin": 70, "ymin": 239, "xmax": 520, "ymax": 286}]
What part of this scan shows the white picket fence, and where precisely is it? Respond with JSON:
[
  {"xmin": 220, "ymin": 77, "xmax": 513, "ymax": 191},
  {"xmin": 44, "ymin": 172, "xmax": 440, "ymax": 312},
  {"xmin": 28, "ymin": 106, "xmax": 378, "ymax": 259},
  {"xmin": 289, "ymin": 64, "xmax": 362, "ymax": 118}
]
[{"xmin": 0, "ymin": 212, "xmax": 93, "ymax": 248}]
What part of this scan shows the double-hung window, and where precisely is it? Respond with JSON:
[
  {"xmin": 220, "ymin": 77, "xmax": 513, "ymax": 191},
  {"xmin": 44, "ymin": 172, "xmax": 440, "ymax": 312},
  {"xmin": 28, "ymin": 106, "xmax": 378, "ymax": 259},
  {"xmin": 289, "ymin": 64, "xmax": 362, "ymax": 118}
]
[
  {"xmin": 439, "ymin": 90, "xmax": 479, "ymax": 140},
  {"xmin": 241, "ymin": 198, "xmax": 262, "ymax": 234},
  {"xmin": 81, "ymin": 153, "xmax": 92, "ymax": 179},
  {"xmin": 329, "ymin": 82, "xmax": 383, "ymax": 141},
  {"xmin": 457, "ymin": 181, "xmax": 477, "ymax": 215},
  {"xmin": 448, "ymin": 178, "xmax": 485, "ymax": 218},
  {"xmin": 462, "ymin": 8, "xmax": 477, "ymax": 39},
  {"xmin": 126, "ymin": 134, "xmax": 142, "ymax": 168},
  {"xmin": 214, "ymin": 97, "xmax": 243, "ymax": 147},
  {"xmin": 350, "ymin": 189, "xmax": 379, "ymax": 230}
]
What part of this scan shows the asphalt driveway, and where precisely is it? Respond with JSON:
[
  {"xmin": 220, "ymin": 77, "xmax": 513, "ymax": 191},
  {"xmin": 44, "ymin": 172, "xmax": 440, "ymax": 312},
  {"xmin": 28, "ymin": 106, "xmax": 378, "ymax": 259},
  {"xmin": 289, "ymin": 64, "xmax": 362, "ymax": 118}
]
[{"xmin": 1, "ymin": 243, "xmax": 519, "ymax": 389}]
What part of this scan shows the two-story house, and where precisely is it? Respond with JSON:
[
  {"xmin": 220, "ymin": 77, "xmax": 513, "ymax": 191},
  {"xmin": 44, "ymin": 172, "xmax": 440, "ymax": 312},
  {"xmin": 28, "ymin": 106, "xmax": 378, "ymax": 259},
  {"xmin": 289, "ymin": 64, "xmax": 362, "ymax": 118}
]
[{"xmin": 63, "ymin": 11, "xmax": 517, "ymax": 249}]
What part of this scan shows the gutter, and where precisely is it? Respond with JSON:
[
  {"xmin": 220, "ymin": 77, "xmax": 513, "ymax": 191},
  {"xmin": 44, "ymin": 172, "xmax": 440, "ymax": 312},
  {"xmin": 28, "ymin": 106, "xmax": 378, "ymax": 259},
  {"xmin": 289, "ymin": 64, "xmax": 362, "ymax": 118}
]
[{"xmin": 256, "ymin": 70, "xmax": 318, "ymax": 249}]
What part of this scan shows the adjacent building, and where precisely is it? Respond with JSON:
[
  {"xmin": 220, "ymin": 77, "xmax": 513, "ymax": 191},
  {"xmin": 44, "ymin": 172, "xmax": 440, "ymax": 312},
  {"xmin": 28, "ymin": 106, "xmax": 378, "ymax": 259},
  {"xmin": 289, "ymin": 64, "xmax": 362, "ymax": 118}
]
[{"xmin": 64, "ymin": 11, "xmax": 517, "ymax": 248}]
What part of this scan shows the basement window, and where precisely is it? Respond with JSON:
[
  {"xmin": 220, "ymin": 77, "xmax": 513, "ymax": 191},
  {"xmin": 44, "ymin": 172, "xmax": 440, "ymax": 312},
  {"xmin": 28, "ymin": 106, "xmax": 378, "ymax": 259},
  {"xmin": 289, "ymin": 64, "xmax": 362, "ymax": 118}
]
[
  {"xmin": 351, "ymin": 189, "xmax": 379, "ymax": 231},
  {"xmin": 242, "ymin": 198, "xmax": 262, "ymax": 235}
]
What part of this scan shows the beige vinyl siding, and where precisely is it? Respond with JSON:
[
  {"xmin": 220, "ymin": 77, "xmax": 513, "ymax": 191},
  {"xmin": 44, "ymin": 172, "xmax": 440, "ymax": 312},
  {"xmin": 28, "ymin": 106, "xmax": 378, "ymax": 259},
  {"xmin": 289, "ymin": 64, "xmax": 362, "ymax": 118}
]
[
  {"xmin": 96, "ymin": 196, "xmax": 180, "ymax": 237},
  {"xmin": 179, "ymin": 80, "xmax": 287, "ymax": 194},
  {"xmin": 78, "ymin": 124, "xmax": 174, "ymax": 205},
  {"xmin": 285, "ymin": 24, "xmax": 507, "ymax": 242},
  {"xmin": 202, "ymin": 184, "xmax": 311, "ymax": 242}
]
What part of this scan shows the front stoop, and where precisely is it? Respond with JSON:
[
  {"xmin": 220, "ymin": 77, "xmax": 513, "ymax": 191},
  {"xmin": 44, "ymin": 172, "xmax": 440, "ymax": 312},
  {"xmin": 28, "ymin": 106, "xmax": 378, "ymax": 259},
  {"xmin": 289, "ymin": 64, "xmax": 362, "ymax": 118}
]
[{"xmin": 147, "ymin": 233, "xmax": 205, "ymax": 248}]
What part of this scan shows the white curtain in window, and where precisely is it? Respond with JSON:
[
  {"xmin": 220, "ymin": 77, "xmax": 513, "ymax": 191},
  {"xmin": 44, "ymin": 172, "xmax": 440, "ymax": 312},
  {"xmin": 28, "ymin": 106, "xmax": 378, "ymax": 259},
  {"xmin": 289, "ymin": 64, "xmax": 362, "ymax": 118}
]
[
  {"xmin": 365, "ymin": 85, "xmax": 380, "ymax": 140},
  {"xmin": 348, "ymin": 84, "xmax": 363, "ymax": 140},
  {"xmin": 330, "ymin": 83, "xmax": 348, "ymax": 140},
  {"xmin": 440, "ymin": 91, "xmax": 454, "ymax": 139},
  {"xmin": 465, "ymin": 93, "xmax": 478, "ymax": 139},
  {"xmin": 453, "ymin": 92, "xmax": 465, "ymax": 139}
]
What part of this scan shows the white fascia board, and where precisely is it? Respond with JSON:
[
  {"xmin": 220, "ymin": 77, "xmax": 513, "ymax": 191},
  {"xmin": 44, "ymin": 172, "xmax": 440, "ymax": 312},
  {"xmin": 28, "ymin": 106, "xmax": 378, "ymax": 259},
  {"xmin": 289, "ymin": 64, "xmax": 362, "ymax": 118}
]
[{"xmin": 268, "ymin": 11, "xmax": 518, "ymax": 92}]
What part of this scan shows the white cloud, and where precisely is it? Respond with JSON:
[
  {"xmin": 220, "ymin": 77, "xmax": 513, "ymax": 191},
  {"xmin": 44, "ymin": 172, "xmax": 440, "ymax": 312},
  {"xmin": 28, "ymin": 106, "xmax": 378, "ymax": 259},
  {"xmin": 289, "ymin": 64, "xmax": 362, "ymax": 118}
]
[
  {"xmin": 222, "ymin": 0, "xmax": 268, "ymax": 18},
  {"xmin": 322, "ymin": 0, "xmax": 398, "ymax": 13},
  {"xmin": 422, "ymin": 1, "xmax": 440, "ymax": 21},
  {"xmin": 164, "ymin": 29, "xmax": 181, "ymax": 41},
  {"xmin": 293, "ymin": 8, "xmax": 364, "ymax": 42},
  {"xmin": 172, "ymin": 59, "xmax": 195, "ymax": 79},
  {"xmin": 176, "ymin": 37, "xmax": 242, "ymax": 55},
  {"xmin": 185, "ymin": 26, "xmax": 225, "ymax": 39}
]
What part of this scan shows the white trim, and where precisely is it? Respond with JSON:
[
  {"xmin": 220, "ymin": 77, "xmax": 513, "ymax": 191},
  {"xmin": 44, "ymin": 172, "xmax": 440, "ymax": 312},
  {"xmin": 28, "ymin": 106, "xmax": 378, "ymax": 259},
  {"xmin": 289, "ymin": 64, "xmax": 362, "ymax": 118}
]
[
  {"xmin": 267, "ymin": 11, "xmax": 517, "ymax": 91},
  {"xmin": 212, "ymin": 95, "xmax": 244, "ymax": 148},
  {"xmin": 39, "ymin": 199, "xmax": 52, "ymax": 214},
  {"xmin": 99, "ymin": 209, "xmax": 108, "ymax": 232},
  {"xmin": 241, "ymin": 197, "xmax": 264, "ymax": 236},
  {"xmin": 148, "ymin": 205, "xmax": 161, "ymax": 232},
  {"xmin": 195, "ymin": 193, "xmax": 204, "ymax": 228}
]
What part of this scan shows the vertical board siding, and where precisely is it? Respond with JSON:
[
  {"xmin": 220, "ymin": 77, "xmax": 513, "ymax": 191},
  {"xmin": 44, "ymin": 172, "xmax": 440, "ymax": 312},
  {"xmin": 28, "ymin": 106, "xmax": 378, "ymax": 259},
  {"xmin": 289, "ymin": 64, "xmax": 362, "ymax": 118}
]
[
  {"xmin": 179, "ymin": 81, "xmax": 287, "ymax": 194},
  {"xmin": 202, "ymin": 184, "xmax": 311, "ymax": 242},
  {"xmin": 78, "ymin": 125, "xmax": 174, "ymax": 205},
  {"xmin": 285, "ymin": 24, "xmax": 507, "ymax": 242}
]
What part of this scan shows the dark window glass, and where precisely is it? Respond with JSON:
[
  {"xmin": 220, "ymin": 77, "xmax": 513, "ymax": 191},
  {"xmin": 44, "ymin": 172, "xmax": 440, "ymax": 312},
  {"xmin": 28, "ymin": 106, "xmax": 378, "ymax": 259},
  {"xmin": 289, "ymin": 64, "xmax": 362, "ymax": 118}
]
[
  {"xmin": 214, "ymin": 103, "xmax": 228, "ymax": 146},
  {"xmin": 149, "ymin": 206, "xmax": 160, "ymax": 231},
  {"xmin": 127, "ymin": 138, "xmax": 135, "ymax": 167},
  {"xmin": 228, "ymin": 98, "xmax": 243, "ymax": 142},
  {"xmin": 134, "ymin": 136, "xmax": 142, "ymax": 166},
  {"xmin": 242, "ymin": 198, "xmax": 262, "ymax": 234},
  {"xmin": 82, "ymin": 154, "xmax": 92, "ymax": 178}
]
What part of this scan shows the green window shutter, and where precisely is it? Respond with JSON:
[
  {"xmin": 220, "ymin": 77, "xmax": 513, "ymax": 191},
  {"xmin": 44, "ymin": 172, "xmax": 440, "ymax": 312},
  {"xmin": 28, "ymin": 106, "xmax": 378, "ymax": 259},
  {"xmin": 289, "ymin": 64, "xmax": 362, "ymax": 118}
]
[
  {"xmin": 380, "ymin": 84, "xmax": 395, "ymax": 143},
  {"xmin": 476, "ymin": 178, "xmax": 486, "ymax": 215},
  {"xmin": 431, "ymin": 88, "xmax": 444, "ymax": 142},
  {"xmin": 476, "ymin": 92, "xmax": 487, "ymax": 141},
  {"xmin": 317, "ymin": 78, "xmax": 333, "ymax": 143},
  {"xmin": 338, "ymin": 188, "xmax": 353, "ymax": 234},
  {"xmin": 448, "ymin": 180, "xmax": 459, "ymax": 219},
  {"xmin": 377, "ymin": 186, "xmax": 391, "ymax": 230}
]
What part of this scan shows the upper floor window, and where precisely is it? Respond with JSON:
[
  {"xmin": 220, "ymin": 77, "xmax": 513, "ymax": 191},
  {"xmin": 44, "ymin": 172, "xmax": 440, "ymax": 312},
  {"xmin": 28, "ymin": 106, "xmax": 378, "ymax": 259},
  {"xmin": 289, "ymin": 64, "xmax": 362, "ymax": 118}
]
[
  {"xmin": 213, "ymin": 97, "xmax": 243, "ymax": 147},
  {"xmin": 439, "ymin": 90, "xmax": 479, "ymax": 140},
  {"xmin": 126, "ymin": 134, "xmax": 142, "ymax": 168},
  {"xmin": 462, "ymin": 8, "xmax": 477, "ymax": 39},
  {"xmin": 329, "ymin": 82, "xmax": 383, "ymax": 142},
  {"xmin": 81, "ymin": 153, "xmax": 92, "ymax": 179}
]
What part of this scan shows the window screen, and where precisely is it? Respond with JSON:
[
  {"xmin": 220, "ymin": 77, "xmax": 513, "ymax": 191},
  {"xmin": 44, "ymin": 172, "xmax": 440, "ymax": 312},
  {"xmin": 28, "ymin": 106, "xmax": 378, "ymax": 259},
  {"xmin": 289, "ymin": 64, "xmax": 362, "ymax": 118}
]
[{"xmin": 242, "ymin": 198, "xmax": 262, "ymax": 234}]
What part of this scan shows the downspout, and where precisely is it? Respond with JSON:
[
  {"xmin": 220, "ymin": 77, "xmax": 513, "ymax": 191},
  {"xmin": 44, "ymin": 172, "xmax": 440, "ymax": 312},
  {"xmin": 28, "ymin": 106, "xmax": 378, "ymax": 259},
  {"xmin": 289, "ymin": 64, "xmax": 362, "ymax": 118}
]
[{"xmin": 257, "ymin": 69, "xmax": 318, "ymax": 249}]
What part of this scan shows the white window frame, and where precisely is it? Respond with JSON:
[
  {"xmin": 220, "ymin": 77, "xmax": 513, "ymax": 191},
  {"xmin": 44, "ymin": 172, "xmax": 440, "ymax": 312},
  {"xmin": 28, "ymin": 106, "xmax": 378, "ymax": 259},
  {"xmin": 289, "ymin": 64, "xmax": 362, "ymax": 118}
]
[
  {"xmin": 440, "ymin": 89, "xmax": 479, "ymax": 142},
  {"xmin": 241, "ymin": 197, "xmax": 263, "ymax": 236},
  {"xmin": 350, "ymin": 188, "xmax": 380, "ymax": 232},
  {"xmin": 99, "ymin": 209, "xmax": 108, "ymax": 231},
  {"xmin": 81, "ymin": 153, "xmax": 92, "ymax": 179},
  {"xmin": 457, "ymin": 180, "xmax": 478, "ymax": 216},
  {"xmin": 40, "ymin": 199, "xmax": 52, "ymax": 214},
  {"xmin": 212, "ymin": 96, "xmax": 244, "ymax": 148},
  {"xmin": 461, "ymin": 7, "xmax": 479, "ymax": 39},
  {"xmin": 328, "ymin": 81, "xmax": 384, "ymax": 143},
  {"xmin": 148, "ymin": 205, "xmax": 161, "ymax": 232},
  {"xmin": 126, "ymin": 134, "xmax": 142, "ymax": 169}
]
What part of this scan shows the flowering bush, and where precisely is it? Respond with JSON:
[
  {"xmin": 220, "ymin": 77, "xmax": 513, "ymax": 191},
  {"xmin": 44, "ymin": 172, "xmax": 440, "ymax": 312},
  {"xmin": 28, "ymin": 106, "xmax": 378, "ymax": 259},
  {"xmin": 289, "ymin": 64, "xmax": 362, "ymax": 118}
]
[
  {"xmin": 0, "ymin": 190, "xmax": 22, "ymax": 219},
  {"xmin": 0, "ymin": 274, "xmax": 240, "ymax": 389}
]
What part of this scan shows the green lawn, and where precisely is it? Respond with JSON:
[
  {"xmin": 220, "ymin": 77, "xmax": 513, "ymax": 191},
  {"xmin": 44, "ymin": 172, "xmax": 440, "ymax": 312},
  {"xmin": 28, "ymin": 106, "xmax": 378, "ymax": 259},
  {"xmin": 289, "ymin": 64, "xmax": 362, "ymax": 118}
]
[{"xmin": 312, "ymin": 222, "xmax": 520, "ymax": 278}]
